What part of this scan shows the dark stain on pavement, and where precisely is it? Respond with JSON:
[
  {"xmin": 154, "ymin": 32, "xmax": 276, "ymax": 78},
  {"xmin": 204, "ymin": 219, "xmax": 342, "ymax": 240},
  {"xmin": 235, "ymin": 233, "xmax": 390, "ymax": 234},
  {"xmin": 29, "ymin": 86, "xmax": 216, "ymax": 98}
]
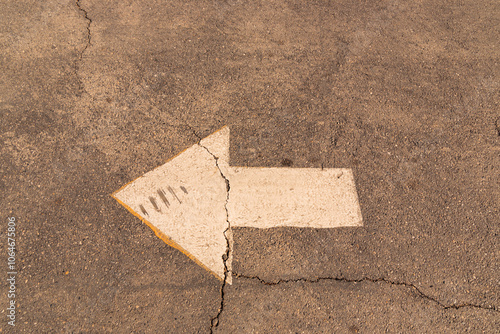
[{"xmin": 281, "ymin": 158, "xmax": 293, "ymax": 167}]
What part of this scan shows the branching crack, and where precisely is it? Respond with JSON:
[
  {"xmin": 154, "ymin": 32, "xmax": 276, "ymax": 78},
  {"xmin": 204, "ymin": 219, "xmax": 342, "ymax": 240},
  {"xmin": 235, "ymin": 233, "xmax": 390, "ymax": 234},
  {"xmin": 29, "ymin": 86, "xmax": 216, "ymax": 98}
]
[
  {"xmin": 196, "ymin": 140, "xmax": 231, "ymax": 333},
  {"xmin": 233, "ymin": 273, "xmax": 499, "ymax": 313},
  {"xmin": 75, "ymin": 0, "xmax": 92, "ymax": 92}
]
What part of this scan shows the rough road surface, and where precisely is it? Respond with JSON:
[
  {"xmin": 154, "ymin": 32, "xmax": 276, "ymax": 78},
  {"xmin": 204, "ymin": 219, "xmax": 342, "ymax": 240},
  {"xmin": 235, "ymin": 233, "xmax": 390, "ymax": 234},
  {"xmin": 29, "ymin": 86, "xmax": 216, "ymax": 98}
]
[{"xmin": 0, "ymin": 0, "xmax": 498, "ymax": 332}]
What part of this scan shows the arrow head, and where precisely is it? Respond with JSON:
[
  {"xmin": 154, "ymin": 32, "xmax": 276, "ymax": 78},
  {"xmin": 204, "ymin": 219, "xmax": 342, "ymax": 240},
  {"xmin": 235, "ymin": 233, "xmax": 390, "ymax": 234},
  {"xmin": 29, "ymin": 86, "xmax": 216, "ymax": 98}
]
[{"xmin": 112, "ymin": 128, "xmax": 230, "ymax": 281}]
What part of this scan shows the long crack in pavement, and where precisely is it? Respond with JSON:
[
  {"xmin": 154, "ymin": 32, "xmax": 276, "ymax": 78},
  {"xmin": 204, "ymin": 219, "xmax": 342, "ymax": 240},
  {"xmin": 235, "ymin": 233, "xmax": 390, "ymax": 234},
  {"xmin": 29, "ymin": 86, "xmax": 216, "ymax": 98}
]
[
  {"xmin": 75, "ymin": 0, "xmax": 92, "ymax": 93},
  {"xmin": 75, "ymin": 0, "xmax": 92, "ymax": 59},
  {"xmin": 233, "ymin": 273, "xmax": 500, "ymax": 313}
]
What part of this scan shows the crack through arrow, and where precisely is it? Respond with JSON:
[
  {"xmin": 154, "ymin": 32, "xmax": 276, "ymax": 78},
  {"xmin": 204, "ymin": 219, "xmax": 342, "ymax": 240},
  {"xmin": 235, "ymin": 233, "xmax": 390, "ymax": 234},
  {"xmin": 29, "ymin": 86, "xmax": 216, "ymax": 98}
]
[
  {"xmin": 196, "ymin": 142, "xmax": 231, "ymax": 333},
  {"xmin": 175, "ymin": 123, "xmax": 232, "ymax": 331}
]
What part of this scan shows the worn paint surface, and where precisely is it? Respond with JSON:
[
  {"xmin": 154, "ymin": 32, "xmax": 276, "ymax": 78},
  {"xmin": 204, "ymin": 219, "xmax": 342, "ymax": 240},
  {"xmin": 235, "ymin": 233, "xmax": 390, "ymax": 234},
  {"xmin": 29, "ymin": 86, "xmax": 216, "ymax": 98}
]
[{"xmin": 229, "ymin": 167, "xmax": 362, "ymax": 228}]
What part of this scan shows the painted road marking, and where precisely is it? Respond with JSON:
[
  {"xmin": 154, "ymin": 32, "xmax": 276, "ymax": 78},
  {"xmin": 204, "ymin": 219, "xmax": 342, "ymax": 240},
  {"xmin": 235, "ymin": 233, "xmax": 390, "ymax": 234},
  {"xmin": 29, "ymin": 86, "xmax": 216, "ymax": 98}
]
[
  {"xmin": 229, "ymin": 168, "xmax": 362, "ymax": 228},
  {"xmin": 112, "ymin": 127, "xmax": 363, "ymax": 283}
]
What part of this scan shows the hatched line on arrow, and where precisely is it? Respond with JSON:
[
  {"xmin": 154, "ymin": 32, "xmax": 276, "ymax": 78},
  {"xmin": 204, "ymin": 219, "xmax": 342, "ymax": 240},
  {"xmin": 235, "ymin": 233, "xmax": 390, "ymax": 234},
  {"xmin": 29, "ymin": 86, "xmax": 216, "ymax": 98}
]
[
  {"xmin": 168, "ymin": 186, "xmax": 182, "ymax": 204},
  {"xmin": 157, "ymin": 189, "xmax": 170, "ymax": 208}
]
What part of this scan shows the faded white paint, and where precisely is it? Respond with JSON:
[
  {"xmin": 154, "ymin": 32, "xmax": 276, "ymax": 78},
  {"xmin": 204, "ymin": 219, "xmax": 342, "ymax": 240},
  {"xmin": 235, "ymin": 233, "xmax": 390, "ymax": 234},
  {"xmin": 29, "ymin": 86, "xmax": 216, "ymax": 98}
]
[
  {"xmin": 113, "ymin": 126, "xmax": 363, "ymax": 283},
  {"xmin": 228, "ymin": 167, "xmax": 362, "ymax": 228}
]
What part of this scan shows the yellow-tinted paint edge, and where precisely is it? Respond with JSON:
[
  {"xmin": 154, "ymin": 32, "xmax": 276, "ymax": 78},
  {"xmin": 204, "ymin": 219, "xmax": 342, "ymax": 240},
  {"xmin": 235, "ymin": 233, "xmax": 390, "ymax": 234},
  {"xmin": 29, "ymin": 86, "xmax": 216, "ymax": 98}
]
[{"xmin": 111, "ymin": 194, "xmax": 223, "ymax": 282}]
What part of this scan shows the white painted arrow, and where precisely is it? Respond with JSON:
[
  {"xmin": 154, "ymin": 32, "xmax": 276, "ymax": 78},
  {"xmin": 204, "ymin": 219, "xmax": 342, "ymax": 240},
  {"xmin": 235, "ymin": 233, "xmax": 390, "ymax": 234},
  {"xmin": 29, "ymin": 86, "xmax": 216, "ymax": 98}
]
[{"xmin": 112, "ymin": 127, "xmax": 362, "ymax": 284}]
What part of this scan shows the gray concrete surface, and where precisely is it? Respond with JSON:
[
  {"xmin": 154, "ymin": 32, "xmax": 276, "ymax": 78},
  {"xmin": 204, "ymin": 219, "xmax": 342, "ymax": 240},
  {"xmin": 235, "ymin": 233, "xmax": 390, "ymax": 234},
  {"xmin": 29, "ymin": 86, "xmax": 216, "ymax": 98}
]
[{"xmin": 1, "ymin": 0, "xmax": 498, "ymax": 333}]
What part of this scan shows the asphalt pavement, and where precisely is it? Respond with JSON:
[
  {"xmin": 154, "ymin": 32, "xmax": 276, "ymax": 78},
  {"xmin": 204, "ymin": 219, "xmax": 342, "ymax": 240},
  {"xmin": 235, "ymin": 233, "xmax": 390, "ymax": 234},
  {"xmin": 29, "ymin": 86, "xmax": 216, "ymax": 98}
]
[{"xmin": 0, "ymin": 0, "xmax": 499, "ymax": 333}]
